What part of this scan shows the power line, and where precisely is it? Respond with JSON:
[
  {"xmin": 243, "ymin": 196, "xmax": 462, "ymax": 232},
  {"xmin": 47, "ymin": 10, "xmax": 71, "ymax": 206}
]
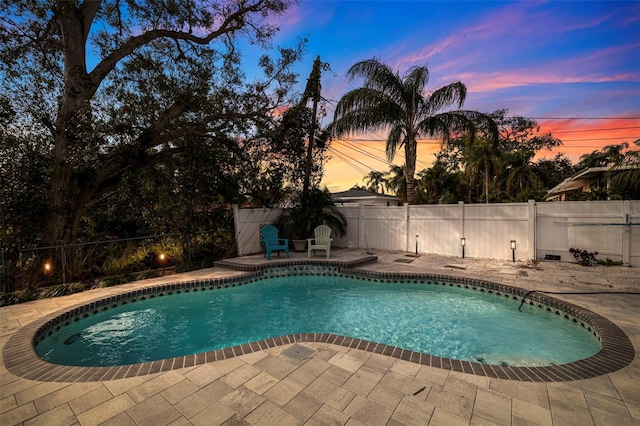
[
  {"xmin": 531, "ymin": 117, "xmax": 640, "ymax": 120},
  {"xmin": 560, "ymin": 136, "xmax": 639, "ymax": 142},
  {"xmin": 549, "ymin": 126, "xmax": 640, "ymax": 134},
  {"xmin": 341, "ymin": 140, "xmax": 391, "ymax": 165},
  {"xmin": 327, "ymin": 146, "xmax": 371, "ymax": 176},
  {"xmin": 335, "ymin": 138, "xmax": 432, "ymax": 169}
]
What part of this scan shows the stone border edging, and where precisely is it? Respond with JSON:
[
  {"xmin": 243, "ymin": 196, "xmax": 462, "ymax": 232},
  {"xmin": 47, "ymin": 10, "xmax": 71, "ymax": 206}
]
[{"xmin": 3, "ymin": 263, "xmax": 635, "ymax": 383}]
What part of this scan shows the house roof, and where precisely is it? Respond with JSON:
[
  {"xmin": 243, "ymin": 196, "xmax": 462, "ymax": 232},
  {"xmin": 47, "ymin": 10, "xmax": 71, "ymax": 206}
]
[
  {"xmin": 545, "ymin": 165, "xmax": 638, "ymax": 200},
  {"xmin": 331, "ymin": 189, "xmax": 400, "ymax": 202}
]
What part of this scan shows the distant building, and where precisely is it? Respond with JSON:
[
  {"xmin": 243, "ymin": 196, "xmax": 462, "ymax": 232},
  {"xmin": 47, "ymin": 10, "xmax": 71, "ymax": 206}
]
[
  {"xmin": 545, "ymin": 165, "xmax": 638, "ymax": 201},
  {"xmin": 331, "ymin": 189, "xmax": 402, "ymax": 206}
]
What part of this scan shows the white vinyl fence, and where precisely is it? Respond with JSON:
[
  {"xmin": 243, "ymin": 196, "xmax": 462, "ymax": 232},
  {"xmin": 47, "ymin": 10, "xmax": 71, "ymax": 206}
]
[{"xmin": 233, "ymin": 200, "xmax": 640, "ymax": 266}]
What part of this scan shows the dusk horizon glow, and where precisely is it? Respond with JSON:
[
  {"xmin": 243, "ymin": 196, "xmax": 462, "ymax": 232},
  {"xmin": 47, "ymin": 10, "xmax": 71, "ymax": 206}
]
[{"xmin": 269, "ymin": 0, "xmax": 640, "ymax": 192}]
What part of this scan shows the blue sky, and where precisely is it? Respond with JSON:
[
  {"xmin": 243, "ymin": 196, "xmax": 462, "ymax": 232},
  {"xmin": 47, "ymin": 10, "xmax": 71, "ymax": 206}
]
[{"xmin": 263, "ymin": 0, "xmax": 640, "ymax": 191}]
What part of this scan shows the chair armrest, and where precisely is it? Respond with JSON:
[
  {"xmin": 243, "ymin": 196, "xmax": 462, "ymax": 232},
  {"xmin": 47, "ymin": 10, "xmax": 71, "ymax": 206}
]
[{"xmin": 278, "ymin": 238, "xmax": 289, "ymax": 244}]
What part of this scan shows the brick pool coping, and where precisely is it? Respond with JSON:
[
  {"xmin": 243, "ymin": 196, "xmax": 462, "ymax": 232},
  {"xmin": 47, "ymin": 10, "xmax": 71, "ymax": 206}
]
[{"xmin": 3, "ymin": 262, "xmax": 634, "ymax": 383}]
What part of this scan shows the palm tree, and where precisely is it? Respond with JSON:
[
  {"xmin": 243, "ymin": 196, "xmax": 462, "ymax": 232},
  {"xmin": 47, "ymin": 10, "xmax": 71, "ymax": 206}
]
[
  {"xmin": 606, "ymin": 141, "xmax": 640, "ymax": 198},
  {"xmin": 331, "ymin": 58, "xmax": 496, "ymax": 204},
  {"xmin": 385, "ymin": 164, "xmax": 407, "ymax": 203},
  {"xmin": 463, "ymin": 139, "xmax": 500, "ymax": 203},
  {"xmin": 363, "ymin": 170, "xmax": 387, "ymax": 194}
]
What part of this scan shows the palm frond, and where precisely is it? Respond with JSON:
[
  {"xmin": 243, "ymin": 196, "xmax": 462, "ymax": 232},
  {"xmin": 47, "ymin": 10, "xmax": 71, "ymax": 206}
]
[
  {"xmin": 404, "ymin": 65, "xmax": 430, "ymax": 93},
  {"xmin": 386, "ymin": 125, "xmax": 405, "ymax": 162},
  {"xmin": 424, "ymin": 82, "xmax": 467, "ymax": 115},
  {"xmin": 347, "ymin": 59, "xmax": 407, "ymax": 106},
  {"xmin": 331, "ymin": 87, "xmax": 404, "ymax": 137}
]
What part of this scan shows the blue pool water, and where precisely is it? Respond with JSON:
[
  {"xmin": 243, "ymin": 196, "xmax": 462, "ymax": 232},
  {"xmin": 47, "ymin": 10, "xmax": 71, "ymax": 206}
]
[{"xmin": 36, "ymin": 275, "xmax": 601, "ymax": 367}]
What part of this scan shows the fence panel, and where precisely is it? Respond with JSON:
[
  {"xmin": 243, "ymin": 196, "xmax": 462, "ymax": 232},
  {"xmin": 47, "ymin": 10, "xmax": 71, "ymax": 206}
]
[
  {"xmin": 464, "ymin": 203, "xmax": 530, "ymax": 260},
  {"xmin": 361, "ymin": 206, "xmax": 406, "ymax": 251},
  {"xmin": 234, "ymin": 199, "xmax": 639, "ymax": 266},
  {"xmin": 536, "ymin": 201, "xmax": 629, "ymax": 263},
  {"xmin": 333, "ymin": 206, "xmax": 360, "ymax": 248},
  {"xmin": 410, "ymin": 204, "xmax": 461, "ymax": 256},
  {"xmin": 234, "ymin": 207, "xmax": 283, "ymax": 255},
  {"xmin": 630, "ymin": 200, "xmax": 640, "ymax": 267}
]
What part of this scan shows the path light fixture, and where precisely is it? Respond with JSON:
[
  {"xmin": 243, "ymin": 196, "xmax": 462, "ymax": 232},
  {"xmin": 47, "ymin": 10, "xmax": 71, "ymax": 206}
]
[
  {"xmin": 43, "ymin": 261, "xmax": 53, "ymax": 274},
  {"xmin": 510, "ymin": 240, "xmax": 516, "ymax": 262},
  {"xmin": 461, "ymin": 237, "xmax": 466, "ymax": 259},
  {"xmin": 416, "ymin": 235, "xmax": 419, "ymax": 254}
]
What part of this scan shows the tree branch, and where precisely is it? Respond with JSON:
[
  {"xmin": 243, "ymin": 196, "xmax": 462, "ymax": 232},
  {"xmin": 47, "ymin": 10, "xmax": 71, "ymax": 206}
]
[{"xmin": 89, "ymin": 0, "xmax": 267, "ymax": 89}]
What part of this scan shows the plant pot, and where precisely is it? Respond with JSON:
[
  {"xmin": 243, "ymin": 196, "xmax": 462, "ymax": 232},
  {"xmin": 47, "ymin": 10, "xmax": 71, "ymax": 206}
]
[{"xmin": 292, "ymin": 239, "xmax": 307, "ymax": 252}]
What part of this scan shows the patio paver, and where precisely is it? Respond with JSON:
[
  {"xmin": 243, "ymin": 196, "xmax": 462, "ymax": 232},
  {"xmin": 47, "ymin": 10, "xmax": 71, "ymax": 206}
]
[{"xmin": 1, "ymin": 249, "xmax": 639, "ymax": 425}]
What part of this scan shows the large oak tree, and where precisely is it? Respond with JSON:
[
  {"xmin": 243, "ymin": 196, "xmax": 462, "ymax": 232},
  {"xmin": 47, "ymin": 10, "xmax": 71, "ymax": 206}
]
[{"xmin": 1, "ymin": 0, "xmax": 299, "ymax": 246}]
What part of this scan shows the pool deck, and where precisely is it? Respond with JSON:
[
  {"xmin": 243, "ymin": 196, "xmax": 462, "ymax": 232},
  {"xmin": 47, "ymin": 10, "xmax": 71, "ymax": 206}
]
[{"xmin": 1, "ymin": 249, "xmax": 639, "ymax": 425}]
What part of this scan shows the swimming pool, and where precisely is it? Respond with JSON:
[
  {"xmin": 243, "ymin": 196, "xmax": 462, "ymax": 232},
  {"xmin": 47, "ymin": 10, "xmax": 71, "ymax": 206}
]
[
  {"xmin": 6, "ymin": 264, "xmax": 634, "ymax": 382},
  {"xmin": 36, "ymin": 273, "xmax": 602, "ymax": 368}
]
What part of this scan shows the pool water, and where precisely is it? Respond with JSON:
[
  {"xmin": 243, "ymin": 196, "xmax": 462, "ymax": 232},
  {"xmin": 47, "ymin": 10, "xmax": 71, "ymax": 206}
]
[{"xmin": 36, "ymin": 275, "xmax": 602, "ymax": 367}]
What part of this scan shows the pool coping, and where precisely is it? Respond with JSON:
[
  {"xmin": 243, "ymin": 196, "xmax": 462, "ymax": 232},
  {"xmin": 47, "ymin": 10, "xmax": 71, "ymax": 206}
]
[{"xmin": 3, "ymin": 262, "xmax": 635, "ymax": 383}]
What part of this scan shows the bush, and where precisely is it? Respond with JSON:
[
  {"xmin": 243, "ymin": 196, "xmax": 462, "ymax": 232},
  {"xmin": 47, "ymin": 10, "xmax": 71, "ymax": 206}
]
[
  {"xmin": 597, "ymin": 258, "xmax": 624, "ymax": 266},
  {"xmin": 569, "ymin": 248, "xmax": 598, "ymax": 266}
]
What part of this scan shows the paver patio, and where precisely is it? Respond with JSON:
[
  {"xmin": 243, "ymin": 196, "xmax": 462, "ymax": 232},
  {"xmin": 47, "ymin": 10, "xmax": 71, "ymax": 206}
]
[{"xmin": 1, "ymin": 249, "xmax": 639, "ymax": 425}]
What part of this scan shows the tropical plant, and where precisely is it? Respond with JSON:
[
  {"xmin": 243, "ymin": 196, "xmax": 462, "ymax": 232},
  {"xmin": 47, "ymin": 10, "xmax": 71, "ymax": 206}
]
[
  {"xmin": 605, "ymin": 141, "xmax": 640, "ymax": 198},
  {"xmin": 414, "ymin": 154, "xmax": 465, "ymax": 204},
  {"xmin": 463, "ymin": 139, "xmax": 500, "ymax": 203},
  {"xmin": 385, "ymin": 165, "xmax": 407, "ymax": 203},
  {"xmin": 363, "ymin": 170, "xmax": 388, "ymax": 194},
  {"xmin": 331, "ymin": 58, "xmax": 497, "ymax": 204},
  {"xmin": 274, "ymin": 187, "xmax": 347, "ymax": 241}
]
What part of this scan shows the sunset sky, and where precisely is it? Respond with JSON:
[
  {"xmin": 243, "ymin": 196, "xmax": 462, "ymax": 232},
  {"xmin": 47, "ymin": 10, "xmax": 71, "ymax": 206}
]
[{"xmin": 267, "ymin": 0, "xmax": 640, "ymax": 192}]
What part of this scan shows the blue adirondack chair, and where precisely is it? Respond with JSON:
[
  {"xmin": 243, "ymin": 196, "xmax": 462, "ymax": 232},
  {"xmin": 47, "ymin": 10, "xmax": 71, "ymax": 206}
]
[
  {"xmin": 307, "ymin": 224, "xmax": 333, "ymax": 258},
  {"xmin": 260, "ymin": 224, "xmax": 290, "ymax": 260}
]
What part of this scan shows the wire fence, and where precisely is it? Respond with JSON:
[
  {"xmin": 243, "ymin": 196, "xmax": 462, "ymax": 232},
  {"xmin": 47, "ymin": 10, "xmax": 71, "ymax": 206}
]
[{"xmin": 1, "ymin": 229, "xmax": 236, "ymax": 293}]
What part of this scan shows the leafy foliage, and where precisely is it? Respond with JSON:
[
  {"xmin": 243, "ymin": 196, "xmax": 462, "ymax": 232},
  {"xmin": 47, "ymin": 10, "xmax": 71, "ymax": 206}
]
[
  {"xmin": 0, "ymin": 0, "xmax": 300, "ymax": 247},
  {"xmin": 569, "ymin": 248, "xmax": 599, "ymax": 266},
  {"xmin": 274, "ymin": 187, "xmax": 347, "ymax": 240},
  {"xmin": 406, "ymin": 110, "xmax": 571, "ymax": 204}
]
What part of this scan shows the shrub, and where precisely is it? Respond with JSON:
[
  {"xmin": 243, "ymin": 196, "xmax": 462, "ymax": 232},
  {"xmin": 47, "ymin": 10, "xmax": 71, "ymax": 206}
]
[
  {"xmin": 597, "ymin": 258, "xmax": 624, "ymax": 266},
  {"xmin": 569, "ymin": 248, "xmax": 598, "ymax": 266}
]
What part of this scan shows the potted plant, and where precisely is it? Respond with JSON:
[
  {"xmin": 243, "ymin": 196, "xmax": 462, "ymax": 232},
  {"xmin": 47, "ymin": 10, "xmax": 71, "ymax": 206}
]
[{"xmin": 274, "ymin": 187, "xmax": 347, "ymax": 252}]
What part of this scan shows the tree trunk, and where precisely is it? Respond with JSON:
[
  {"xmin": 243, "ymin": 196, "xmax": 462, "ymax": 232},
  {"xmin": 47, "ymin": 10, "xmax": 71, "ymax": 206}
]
[
  {"xmin": 44, "ymin": 2, "xmax": 98, "ymax": 246},
  {"xmin": 405, "ymin": 138, "xmax": 417, "ymax": 204}
]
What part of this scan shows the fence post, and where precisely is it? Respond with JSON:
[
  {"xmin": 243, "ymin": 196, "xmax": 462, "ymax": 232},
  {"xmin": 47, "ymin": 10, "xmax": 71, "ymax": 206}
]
[
  {"xmin": 232, "ymin": 204, "xmax": 241, "ymax": 255},
  {"xmin": 60, "ymin": 245, "xmax": 66, "ymax": 284},
  {"xmin": 358, "ymin": 204, "xmax": 365, "ymax": 250},
  {"xmin": 458, "ymin": 201, "xmax": 465, "ymax": 256},
  {"xmin": 405, "ymin": 203, "xmax": 410, "ymax": 252},
  {"xmin": 528, "ymin": 200, "xmax": 536, "ymax": 261},
  {"xmin": 623, "ymin": 200, "xmax": 631, "ymax": 265}
]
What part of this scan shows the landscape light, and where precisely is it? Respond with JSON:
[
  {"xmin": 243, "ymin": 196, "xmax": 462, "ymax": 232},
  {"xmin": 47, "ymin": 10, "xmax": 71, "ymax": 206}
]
[
  {"xmin": 510, "ymin": 240, "xmax": 516, "ymax": 262},
  {"xmin": 43, "ymin": 261, "xmax": 52, "ymax": 273},
  {"xmin": 158, "ymin": 252, "xmax": 167, "ymax": 264},
  {"xmin": 460, "ymin": 237, "xmax": 466, "ymax": 258}
]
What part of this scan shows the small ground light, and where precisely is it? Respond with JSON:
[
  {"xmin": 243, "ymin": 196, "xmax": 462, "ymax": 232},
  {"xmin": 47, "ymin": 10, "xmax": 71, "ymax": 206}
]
[
  {"xmin": 43, "ymin": 261, "xmax": 52, "ymax": 273},
  {"xmin": 158, "ymin": 253, "xmax": 167, "ymax": 263},
  {"xmin": 461, "ymin": 237, "xmax": 466, "ymax": 259},
  {"xmin": 510, "ymin": 240, "xmax": 516, "ymax": 262}
]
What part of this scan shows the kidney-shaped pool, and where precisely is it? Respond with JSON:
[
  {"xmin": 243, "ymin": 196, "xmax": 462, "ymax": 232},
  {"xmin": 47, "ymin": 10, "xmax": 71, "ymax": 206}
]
[
  {"xmin": 38, "ymin": 273, "xmax": 602, "ymax": 367},
  {"xmin": 6, "ymin": 265, "xmax": 634, "ymax": 382}
]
